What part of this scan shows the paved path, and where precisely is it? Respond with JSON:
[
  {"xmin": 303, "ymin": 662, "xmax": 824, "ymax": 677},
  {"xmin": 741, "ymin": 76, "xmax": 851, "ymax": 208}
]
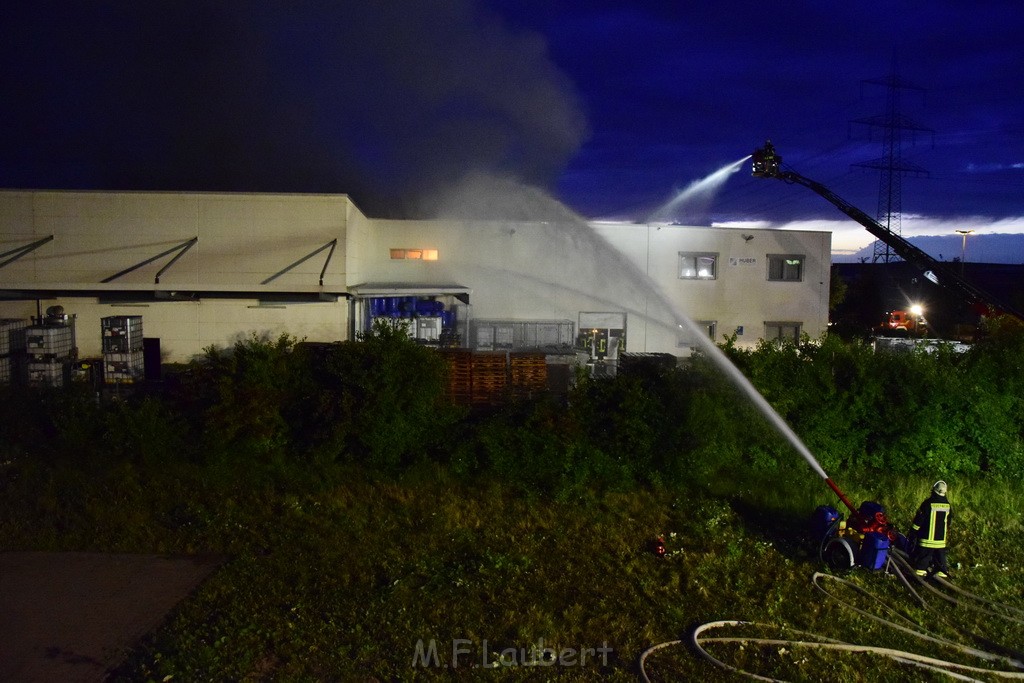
[{"xmin": 0, "ymin": 552, "xmax": 224, "ymax": 682}]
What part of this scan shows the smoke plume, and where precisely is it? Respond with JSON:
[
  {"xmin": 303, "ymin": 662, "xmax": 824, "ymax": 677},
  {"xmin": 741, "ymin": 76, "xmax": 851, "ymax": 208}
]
[{"xmin": 0, "ymin": 1, "xmax": 589, "ymax": 217}]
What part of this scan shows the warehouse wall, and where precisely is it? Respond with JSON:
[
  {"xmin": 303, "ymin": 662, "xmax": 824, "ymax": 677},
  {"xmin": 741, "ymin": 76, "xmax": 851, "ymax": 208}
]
[
  {"xmin": 0, "ymin": 298, "xmax": 348, "ymax": 363},
  {"xmin": 358, "ymin": 217, "xmax": 831, "ymax": 353},
  {"xmin": 1, "ymin": 190, "xmax": 830, "ymax": 363},
  {"xmin": 0, "ymin": 191, "xmax": 354, "ymax": 362},
  {"xmin": 359, "ymin": 217, "xmax": 652, "ymax": 323},
  {"xmin": 596, "ymin": 222, "xmax": 832, "ymax": 350},
  {"xmin": 0, "ymin": 191, "xmax": 352, "ymax": 288}
]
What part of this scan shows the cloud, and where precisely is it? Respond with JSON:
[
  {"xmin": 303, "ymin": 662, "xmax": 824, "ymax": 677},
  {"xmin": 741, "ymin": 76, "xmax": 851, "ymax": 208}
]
[
  {"xmin": 754, "ymin": 215, "xmax": 1024, "ymax": 263},
  {"xmin": 964, "ymin": 162, "xmax": 1024, "ymax": 173}
]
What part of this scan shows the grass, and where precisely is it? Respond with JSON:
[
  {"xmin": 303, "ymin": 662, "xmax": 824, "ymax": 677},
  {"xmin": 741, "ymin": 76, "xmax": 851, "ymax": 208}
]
[{"xmin": 2, "ymin": 453, "xmax": 1022, "ymax": 681}]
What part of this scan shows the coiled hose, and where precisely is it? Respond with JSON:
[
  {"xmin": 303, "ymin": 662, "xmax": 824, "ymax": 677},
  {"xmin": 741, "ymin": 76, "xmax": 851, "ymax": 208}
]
[{"xmin": 640, "ymin": 549, "xmax": 1024, "ymax": 681}]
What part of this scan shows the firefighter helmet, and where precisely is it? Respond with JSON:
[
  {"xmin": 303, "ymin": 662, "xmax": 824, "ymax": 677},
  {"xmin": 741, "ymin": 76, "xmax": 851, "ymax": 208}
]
[{"xmin": 933, "ymin": 480, "xmax": 947, "ymax": 496}]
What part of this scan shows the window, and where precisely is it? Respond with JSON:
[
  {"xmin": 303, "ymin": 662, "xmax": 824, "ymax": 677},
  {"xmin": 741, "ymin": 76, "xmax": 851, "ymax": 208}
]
[
  {"xmin": 678, "ymin": 320, "xmax": 717, "ymax": 347},
  {"xmin": 390, "ymin": 248, "xmax": 439, "ymax": 260},
  {"xmin": 679, "ymin": 252, "xmax": 717, "ymax": 280},
  {"xmin": 767, "ymin": 254, "xmax": 803, "ymax": 281},
  {"xmin": 765, "ymin": 322, "xmax": 801, "ymax": 344}
]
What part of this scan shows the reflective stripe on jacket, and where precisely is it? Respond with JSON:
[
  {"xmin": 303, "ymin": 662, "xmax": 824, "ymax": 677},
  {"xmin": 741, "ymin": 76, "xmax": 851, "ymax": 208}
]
[{"xmin": 912, "ymin": 494, "xmax": 952, "ymax": 549}]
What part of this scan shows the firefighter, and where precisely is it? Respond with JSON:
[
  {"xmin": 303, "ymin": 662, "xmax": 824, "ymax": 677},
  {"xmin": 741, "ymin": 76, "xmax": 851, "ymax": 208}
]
[{"xmin": 910, "ymin": 480, "xmax": 952, "ymax": 578}]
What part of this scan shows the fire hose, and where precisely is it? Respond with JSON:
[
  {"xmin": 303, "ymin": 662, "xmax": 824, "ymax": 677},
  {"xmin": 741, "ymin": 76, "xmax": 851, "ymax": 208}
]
[{"xmin": 639, "ymin": 550, "xmax": 1024, "ymax": 681}]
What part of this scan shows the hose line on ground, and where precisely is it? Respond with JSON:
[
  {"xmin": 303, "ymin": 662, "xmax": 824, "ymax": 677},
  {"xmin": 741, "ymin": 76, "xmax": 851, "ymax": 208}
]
[{"xmin": 639, "ymin": 558, "xmax": 1024, "ymax": 682}]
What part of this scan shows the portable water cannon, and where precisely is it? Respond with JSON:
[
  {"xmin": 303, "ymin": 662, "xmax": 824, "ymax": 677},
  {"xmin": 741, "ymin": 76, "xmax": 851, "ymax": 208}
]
[{"xmin": 811, "ymin": 478, "xmax": 906, "ymax": 572}]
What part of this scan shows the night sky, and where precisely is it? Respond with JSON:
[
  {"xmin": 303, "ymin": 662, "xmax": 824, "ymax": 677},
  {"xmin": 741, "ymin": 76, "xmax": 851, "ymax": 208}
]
[{"xmin": 3, "ymin": 2, "xmax": 1023, "ymax": 259}]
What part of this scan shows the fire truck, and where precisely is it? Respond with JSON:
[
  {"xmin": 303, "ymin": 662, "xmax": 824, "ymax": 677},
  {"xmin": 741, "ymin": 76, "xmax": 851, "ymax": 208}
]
[{"xmin": 880, "ymin": 306, "xmax": 927, "ymax": 337}]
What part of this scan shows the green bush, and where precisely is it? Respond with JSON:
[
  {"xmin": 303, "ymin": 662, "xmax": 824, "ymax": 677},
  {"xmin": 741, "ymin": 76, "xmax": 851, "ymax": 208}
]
[
  {"xmin": 474, "ymin": 398, "xmax": 573, "ymax": 492},
  {"xmin": 720, "ymin": 331, "xmax": 1024, "ymax": 479},
  {"xmin": 100, "ymin": 396, "xmax": 191, "ymax": 466},
  {"xmin": 200, "ymin": 333, "xmax": 301, "ymax": 460},
  {"xmin": 3, "ymin": 321, "xmax": 1023, "ymax": 499},
  {"xmin": 296, "ymin": 320, "xmax": 461, "ymax": 469}
]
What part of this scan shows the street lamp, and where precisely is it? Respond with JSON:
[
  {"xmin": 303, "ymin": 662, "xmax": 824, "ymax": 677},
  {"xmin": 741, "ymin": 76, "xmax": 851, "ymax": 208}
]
[{"xmin": 955, "ymin": 229, "xmax": 975, "ymax": 275}]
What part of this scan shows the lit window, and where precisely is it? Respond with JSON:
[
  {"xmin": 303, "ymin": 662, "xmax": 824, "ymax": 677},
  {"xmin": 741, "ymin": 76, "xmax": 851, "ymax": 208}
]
[
  {"xmin": 679, "ymin": 252, "xmax": 717, "ymax": 280},
  {"xmin": 767, "ymin": 254, "xmax": 803, "ymax": 281},
  {"xmin": 765, "ymin": 321, "xmax": 801, "ymax": 343},
  {"xmin": 390, "ymin": 248, "xmax": 439, "ymax": 261}
]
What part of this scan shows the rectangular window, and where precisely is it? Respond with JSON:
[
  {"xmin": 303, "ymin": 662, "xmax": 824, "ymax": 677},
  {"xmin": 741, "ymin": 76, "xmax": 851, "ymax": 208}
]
[
  {"xmin": 390, "ymin": 248, "xmax": 439, "ymax": 260},
  {"xmin": 679, "ymin": 320, "xmax": 717, "ymax": 347},
  {"xmin": 765, "ymin": 321, "xmax": 801, "ymax": 343},
  {"xmin": 767, "ymin": 254, "xmax": 804, "ymax": 281},
  {"xmin": 679, "ymin": 252, "xmax": 717, "ymax": 280}
]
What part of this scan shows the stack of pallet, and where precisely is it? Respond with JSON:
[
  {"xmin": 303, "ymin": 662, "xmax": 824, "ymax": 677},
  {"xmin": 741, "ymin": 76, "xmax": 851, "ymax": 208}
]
[
  {"xmin": 0, "ymin": 319, "xmax": 28, "ymax": 384},
  {"xmin": 471, "ymin": 352, "xmax": 508, "ymax": 405},
  {"xmin": 440, "ymin": 349, "xmax": 473, "ymax": 406},
  {"xmin": 509, "ymin": 352, "xmax": 548, "ymax": 398},
  {"xmin": 102, "ymin": 315, "xmax": 145, "ymax": 384}
]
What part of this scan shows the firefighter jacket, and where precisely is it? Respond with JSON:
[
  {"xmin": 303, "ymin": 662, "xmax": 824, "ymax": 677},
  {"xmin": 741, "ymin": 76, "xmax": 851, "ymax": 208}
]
[{"xmin": 912, "ymin": 493, "xmax": 952, "ymax": 549}]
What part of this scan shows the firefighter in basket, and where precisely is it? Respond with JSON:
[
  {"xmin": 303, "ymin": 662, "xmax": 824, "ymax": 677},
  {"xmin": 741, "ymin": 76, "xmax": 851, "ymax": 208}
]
[{"xmin": 909, "ymin": 480, "xmax": 952, "ymax": 579}]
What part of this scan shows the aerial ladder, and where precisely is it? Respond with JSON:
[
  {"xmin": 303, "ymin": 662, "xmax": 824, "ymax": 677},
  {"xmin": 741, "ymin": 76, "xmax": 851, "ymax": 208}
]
[{"xmin": 751, "ymin": 141, "xmax": 1024, "ymax": 325}]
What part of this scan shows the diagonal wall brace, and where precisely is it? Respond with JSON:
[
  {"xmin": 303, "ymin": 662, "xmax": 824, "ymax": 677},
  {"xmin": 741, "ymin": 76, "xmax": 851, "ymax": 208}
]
[
  {"xmin": 0, "ymin": 235, "xmax": 54, "ymax": 271},
  {"xmin": 101, "ymin": 237, "xmax": 198, "ymax": 284},
  {"xmin": 261, "ymin": 239, "xmax": 337, "ymax": 286}
]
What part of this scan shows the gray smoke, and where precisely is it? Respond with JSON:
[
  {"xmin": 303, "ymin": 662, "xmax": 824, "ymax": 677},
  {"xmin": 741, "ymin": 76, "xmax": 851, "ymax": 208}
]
[{"xmin": 0, "ymin": 1, "xmax": 589, "ymax": 217}]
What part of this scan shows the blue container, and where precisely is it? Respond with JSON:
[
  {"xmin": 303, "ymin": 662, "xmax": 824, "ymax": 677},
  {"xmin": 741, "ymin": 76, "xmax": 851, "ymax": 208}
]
[
  {"xmin": 859, "ymin": 501, "xmax": 885, "ymax": 521},
  {"xmin": 415, "ymin": 299, "xmax": 444, "ymax": 315},
  {"xmin": 858, "ymin": 531, "xmax": 890, "ymax": 570},
  {"xmin": 811, "ymin": 505, "xmax": 840, "ymax": 540}
]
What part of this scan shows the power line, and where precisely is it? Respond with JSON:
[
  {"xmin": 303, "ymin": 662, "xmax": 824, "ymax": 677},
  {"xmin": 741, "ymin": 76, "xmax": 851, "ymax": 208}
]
[{"xmin": 851, "ymin": 56, "xmax": 934, "ymax": 263}]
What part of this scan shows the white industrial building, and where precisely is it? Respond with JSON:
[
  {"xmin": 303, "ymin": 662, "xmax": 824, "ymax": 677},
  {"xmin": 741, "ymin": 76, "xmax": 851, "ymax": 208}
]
[{"xmin": 0, "ymin": 190, "xmax": 830, "ymax": 370}]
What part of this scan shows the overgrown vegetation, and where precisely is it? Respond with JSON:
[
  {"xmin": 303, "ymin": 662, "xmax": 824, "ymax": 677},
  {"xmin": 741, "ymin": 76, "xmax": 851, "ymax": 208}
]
[{"xmin": 1, "ymin": 320, "xmax": 1022, "ymax": 680}]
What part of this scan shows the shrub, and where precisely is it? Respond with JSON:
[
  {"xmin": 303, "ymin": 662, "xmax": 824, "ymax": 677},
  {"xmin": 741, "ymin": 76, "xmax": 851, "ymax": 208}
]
[
  {"xmin": 300, "ymin": 320, "xmax": 461, "ymax": 469},
  {"xmin": 200, "ymin": 333, "xmax": 301, "ymax": 460}
]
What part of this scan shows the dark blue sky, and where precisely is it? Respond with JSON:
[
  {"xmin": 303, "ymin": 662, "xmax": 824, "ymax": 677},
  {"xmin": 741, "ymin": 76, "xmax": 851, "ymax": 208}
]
[
  {"xmin": 493, "ymin": 3, "xmax": 1024, "ymax": 224},
  {"xmin": 3, "ymin": 1, "xmax": 1022, "ymax": 255}
]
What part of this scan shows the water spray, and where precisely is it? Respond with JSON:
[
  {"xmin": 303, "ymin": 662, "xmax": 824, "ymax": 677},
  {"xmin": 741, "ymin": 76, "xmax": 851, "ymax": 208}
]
[
  {"xmin": 435, "ymin": 168, "xmax": 863, "ymax": 520},
  {"xmin": 647, "ymin": 156, "xmax": 750, "ymax": 223},
  {"xmin": 675, "ymin": 317, "xmax": 857, "ymax": 513}
]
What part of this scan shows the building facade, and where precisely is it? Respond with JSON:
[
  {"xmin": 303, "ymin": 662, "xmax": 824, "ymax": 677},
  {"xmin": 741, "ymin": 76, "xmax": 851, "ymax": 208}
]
[{"xmin": 0, "ymin": 190, "xmax": 830, "ymax": 366}]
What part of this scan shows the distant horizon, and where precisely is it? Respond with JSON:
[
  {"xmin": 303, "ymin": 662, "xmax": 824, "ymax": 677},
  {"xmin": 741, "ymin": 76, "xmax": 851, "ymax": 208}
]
[{"xmin": 829, "ymin": 232, "xmax": 1024, "ymax": 265}]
